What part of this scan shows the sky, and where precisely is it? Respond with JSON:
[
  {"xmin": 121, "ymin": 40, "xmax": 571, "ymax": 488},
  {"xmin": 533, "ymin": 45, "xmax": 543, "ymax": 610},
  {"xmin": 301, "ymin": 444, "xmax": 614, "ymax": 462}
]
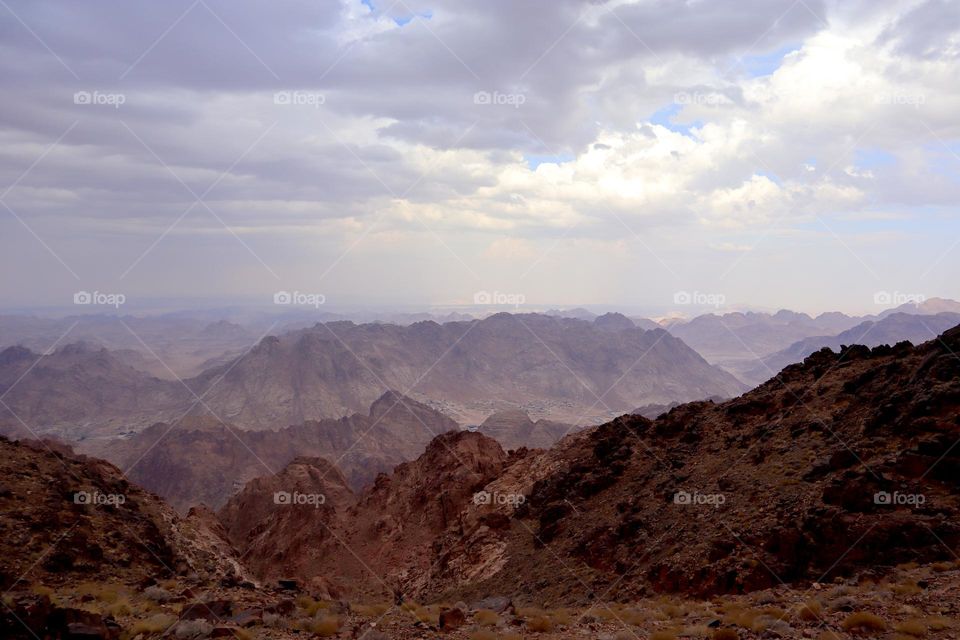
[{"xmin": 0, "ymin": 0, "xmax": 958, "ymax": 316}]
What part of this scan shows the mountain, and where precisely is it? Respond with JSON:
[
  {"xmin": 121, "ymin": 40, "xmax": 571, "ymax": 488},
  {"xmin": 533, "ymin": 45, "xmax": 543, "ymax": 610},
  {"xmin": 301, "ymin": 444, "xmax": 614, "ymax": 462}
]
[
  {"xmin": 0, "ymin": 314, "xmax": 257, "ymax": 379},
  {"xmin": 218, "ymin": 430, "xmax": 511, "ymax": 602},
  {"xmin": 878, "ymin": 296, "xmax": 960, "ymax": 318},
  {"xmin": 476, "ymin": 409, "xmax": 579, "ymax": 450},
  {"xmin": 747, "ymin": 311, "xmax": 960, "ymax": 386},
  {"xmin": 228, "ymin": 323, "xmax": 960, "ymax": 603},
  {"xmin": 0, "ymin": 436, "xmax": 241, "ymax": 593},
  {"xmin": 665, "ymin": 310, "xmax": 864, "ymax": 382},
  {"xmin": 190, "ymin": 313, "xmax": 746, "ymax": 428},
  {"xmin": 0, "ymin": 343, "xmax": 187, "ymax": 441},
  {"xmin": 100, "ymin": 392, "xmax": 458, "ymax": 512}
]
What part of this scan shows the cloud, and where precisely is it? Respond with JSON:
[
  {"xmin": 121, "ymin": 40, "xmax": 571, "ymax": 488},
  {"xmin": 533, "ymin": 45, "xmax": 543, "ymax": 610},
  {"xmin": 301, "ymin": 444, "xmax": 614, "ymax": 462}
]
[{"xmin": 0, "ymin": 0, "xmax": 958, "ymax": 311}]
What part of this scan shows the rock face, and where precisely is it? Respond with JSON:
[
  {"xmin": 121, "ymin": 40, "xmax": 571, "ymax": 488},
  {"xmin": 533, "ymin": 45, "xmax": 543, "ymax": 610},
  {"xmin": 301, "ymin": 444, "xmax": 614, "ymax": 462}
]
[
  {"xmin": 0, "ymin": 436, "xmax": 242, "ymax": 592},
  {"xmin": 217, "ymin": 457, "xmax": 355, "ymax": 582},
  {"xmin": 105, "ymin": 391, "xmax": 458, "ymax": 511},
  {"xmin": 219, "ymin": 431, "xmax": 511, "ymax": 600}
]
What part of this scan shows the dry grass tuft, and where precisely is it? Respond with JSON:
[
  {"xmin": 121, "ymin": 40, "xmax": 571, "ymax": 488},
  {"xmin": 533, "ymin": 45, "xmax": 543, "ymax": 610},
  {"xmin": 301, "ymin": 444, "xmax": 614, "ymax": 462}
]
[
  {"xmin": 526, "ymin": 616, "xmax": 554, "ymax": 632},
  {"xmin": 893, "ymin": 618, "xmax": 928, "ymax": 637},
  {"xmin": 796, "ymin": 599, "xmax": 822, "ymax": 621},
  {"xmin": 713, "ymin": 629, "xmax": 739, "ymax": 640},
  {"xmin": 842, "ymin": 612, "xmax": 887, "ymax": 633},
  {"xmin": 475, "ymin": 609, "xmax": 500, "ymax": 626},
  {"xmin": 308, "ymin": 615, "xmax": 340, "ymax": 637},
  {"xmin": 649, "ymin": 631, "xmax": 679, "ymax": 640},
  {"xmin": 128, "ymin": 613, "xmax": 177, "ymax": 636}
]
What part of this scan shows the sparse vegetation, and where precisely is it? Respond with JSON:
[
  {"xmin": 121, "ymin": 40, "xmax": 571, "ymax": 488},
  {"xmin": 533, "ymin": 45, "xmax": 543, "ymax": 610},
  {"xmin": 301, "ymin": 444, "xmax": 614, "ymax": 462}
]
[
  {"xmin": 713, "ymin": 629, "xmax": 739, "ymax": 640},
  {"xmin": 842, "ymin": 611, "xmax": 887, "ymax": 633},
  {"xmin": 526, "ymin": 615, "xmax": 554, "ymax": 632},
  {"xmin": 308, "ymin": 615, "xmax": 340, "ymax": 637},
  {"xmin": 475, "ymin": 608, "xmax": 500, "ymax": 626},
  {"xmin": 894, "ymin": 618, "xmax": 928, "ymax": 637}
]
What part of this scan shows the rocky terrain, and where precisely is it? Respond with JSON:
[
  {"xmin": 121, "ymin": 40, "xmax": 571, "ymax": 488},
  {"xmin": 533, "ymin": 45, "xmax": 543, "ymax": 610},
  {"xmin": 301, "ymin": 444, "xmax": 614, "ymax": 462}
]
[
  {"xmin": 100, "ymin": 392, "xmax": 459, "ymax": 511},
  {"xmin": 224, "ymin": 324, "xmax": 960, "ymax": 607},
  {"xmin": 2, "ymin": 323, "xmax": 959, "ymax": 639}
]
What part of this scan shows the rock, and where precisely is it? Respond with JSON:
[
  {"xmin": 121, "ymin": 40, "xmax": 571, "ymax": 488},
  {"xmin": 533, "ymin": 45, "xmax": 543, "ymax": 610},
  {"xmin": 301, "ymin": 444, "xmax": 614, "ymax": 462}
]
[
  {"xmin": 66, "ymin": 622, "xmax": 111, "ymax": 639},
  {"xmin": 265, "ymin": 598, "xmax": 295, "ymax": 616},
  {"xmin": 469, "ymin": 596, "xmax": 513, "ymax": 614},
  {"xmin": 229, "ymin": 608, "xmax": 262, "ymax": 628},
  {"xmin": 169, "ymin": 619, "xmax": 213, "ymax": 638},
  {"xmin": 277, "ymin": 578, "xmax": 299, "ymax": 591},
  {"xmin": 439, "ymin": 608, "xmax": 466, "ymax": 631},
  {"xmin": 143, "ymin": 586, "xmax": 173, "ymax": 603},
  {"xmin": 180, "ymin": 600, "xmax": 233, "ymax": 622}
]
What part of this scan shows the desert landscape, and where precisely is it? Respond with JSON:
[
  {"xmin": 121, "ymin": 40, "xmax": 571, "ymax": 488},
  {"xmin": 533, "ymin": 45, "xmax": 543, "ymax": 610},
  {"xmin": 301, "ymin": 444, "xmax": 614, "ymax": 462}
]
[{"xmin": 2, "ymin": 0, "xmax": 959, "ymax": 638}]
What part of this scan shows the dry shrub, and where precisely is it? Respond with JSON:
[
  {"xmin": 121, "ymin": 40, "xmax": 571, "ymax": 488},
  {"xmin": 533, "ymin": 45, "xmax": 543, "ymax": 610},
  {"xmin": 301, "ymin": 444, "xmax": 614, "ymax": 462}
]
[
  {"xmin": 128, "ymin": 613, "xmax": 177, "ymax": 636},
  {"xmin": 713, "ymin": 629, "xmax": 739, "ymax": 640},
  {"xmin": 842, "ymin": 612, "xmax": 887, "ymax": 633},
  {"xmin": 467, "ymin": 631, "xmax": 497, "ymax": 640},
  {"xmin": 106, "ymin": 598, "xmax": 132, "ymax": 617},
  {"xmin": 351, "ymin": 603, "xmax": 390, "ymax": 617},
  {"xmin": 516, "ymin": 606, "xmax": 543, "ymax": 618},
  {"xmin": 650, "ymin": 631, "xmax": 679, "ymax": 640},
  {"xmin": 621, "ymin": 608, "xmax": 646, "ymax": 626},
  {"xmin": 893, "ymin": 619, "xmax": 928, "ymax": 637},
  {"xmin": 931, "ymin": 561, "xmax": 954, "ymax": 572},
  {"xmin": 817, "ymin": 632, "xmax": 843, "ymax": 640},
  {"xmin": 548, "ymin": 608, "xmax": 572, "ymax": 626},
  {"xmin": 309, "ymin": 615, "xmax": 340, "ymax": 637},
  {"xmin": 500, "ymin": 634, "xmax": 523, "ymax": 640},
  {"xmin": 475, "ymin": 609, "xmax": 500, "ymax": 626},
  {"xmin": 660, "ymin": 603, "xmax": 684, "ymax": 618},
  {"xmin": 797, "ymin": 599, "xmax": 823, "ymax": 622},
  {"xmin": 924, "ymin": 616, "xmax": 954, "ymax": 631},
  {"xmin": 891, "ymin": 582, "xmax": 923, "ymax": 596},
  {"xmin": 526, "ymin": 616, "xmax": 554, "ymax": 632}
]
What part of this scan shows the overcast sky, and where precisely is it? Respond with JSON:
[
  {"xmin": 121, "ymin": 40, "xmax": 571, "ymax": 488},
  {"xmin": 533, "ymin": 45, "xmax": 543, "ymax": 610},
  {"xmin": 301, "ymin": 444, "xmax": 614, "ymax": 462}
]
[{"xmin": 1, "ymin": 0, "xmax": 958, "ymax": 315}]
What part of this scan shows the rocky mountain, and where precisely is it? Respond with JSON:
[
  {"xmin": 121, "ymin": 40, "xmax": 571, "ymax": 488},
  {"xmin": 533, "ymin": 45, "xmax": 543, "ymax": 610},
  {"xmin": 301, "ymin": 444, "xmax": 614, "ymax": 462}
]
[
  {"xmin": 218, "ymin": 430, "xmax": 511, "ymax": 602},
  {"xmin": 1, "ymin": 313, "xmax": 744, "ymax": 442},
  {"xmin": 746, "ymin": 311, "xmax": 960, "ymax": 385},
  {"xmin": 99, "ymin": 392, "xmax": 458, "ymax": 512},
  {"xmin": 190, "ymin": 313, "xmax": 746, "ymax": 428},
  {"xmin": 476, "ymin": 409, "xmax": 580, "ymax": 450},
  {"xmin": 227, "ymin": 323, "xmax": 960, "ymax": 604},
  {"xmin": 0, "ymin": 343, "xmax": 187, "ymax": 441},
  {"xmin": 665, "ymin": 310, "xmax": 864, "ymax": 382},
  {"xmin": 0, "ymin": 436, "xmax": 242, "ymax": 593}
]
